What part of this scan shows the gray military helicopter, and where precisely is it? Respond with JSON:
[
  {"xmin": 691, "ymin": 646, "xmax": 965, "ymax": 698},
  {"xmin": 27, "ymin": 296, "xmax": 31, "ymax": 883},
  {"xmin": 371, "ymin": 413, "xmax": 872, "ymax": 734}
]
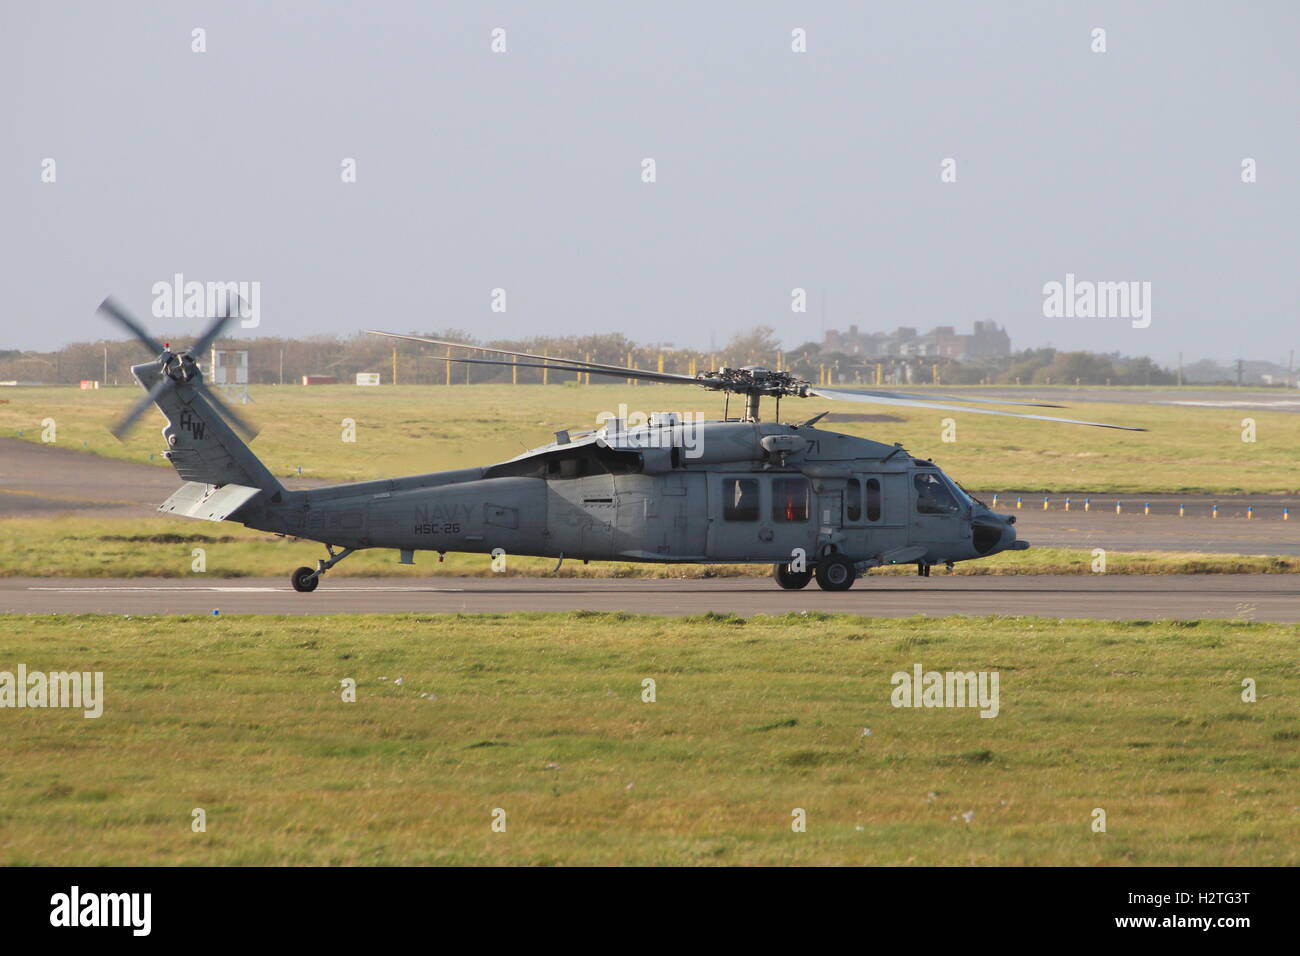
[{"xmin": 100, "ymin": 298, "xmax": 1143, "ymax": 593}]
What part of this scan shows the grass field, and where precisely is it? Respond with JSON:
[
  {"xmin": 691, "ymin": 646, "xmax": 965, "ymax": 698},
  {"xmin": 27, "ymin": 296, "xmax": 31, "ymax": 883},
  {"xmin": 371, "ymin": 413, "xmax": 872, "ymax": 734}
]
[
  {"xmin": 0, "ymin": 612, "xmax": 1295, "ymax": 865},
  {"xmin": 3, "ymin": 383, "xmax": 1299, "ymax": 493},
  {"xmin": 3, "ymin": 516, "xmax": 1298, "ymax": 578}
]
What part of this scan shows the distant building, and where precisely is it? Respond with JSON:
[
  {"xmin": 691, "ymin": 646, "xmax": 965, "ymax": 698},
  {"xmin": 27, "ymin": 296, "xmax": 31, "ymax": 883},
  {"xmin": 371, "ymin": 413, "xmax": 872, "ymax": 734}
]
[{"xmin": 823, "ymin": 321, "xmax": 1010, "ymax": 361}]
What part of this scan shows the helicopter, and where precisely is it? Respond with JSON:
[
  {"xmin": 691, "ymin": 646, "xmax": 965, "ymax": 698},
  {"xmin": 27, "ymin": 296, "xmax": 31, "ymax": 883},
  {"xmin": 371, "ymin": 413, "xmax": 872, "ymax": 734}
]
[{"xmin": 98, "ymin": 297, "xmax": 1143, "ymax": 593}]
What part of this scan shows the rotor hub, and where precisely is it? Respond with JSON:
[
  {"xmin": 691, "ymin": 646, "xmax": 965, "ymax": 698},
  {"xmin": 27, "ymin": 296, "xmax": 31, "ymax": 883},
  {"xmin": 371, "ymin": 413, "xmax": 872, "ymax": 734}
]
[
  {"xmin": 698, "ymin": 366, "xmax": 806, "ymax": 397},
  {"xmin": 162, "ymin": 351, "xmax": 199, "ymax": 383}
]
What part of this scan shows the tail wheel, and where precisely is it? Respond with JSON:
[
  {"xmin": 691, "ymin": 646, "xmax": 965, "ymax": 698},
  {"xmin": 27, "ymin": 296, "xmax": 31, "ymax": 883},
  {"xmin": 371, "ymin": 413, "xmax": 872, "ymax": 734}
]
[
  {"xmin": 291, "ymin": 567, "xmax": 319, "ymax": 592},
  {"xmin": 814, "ymin": 556, "xmax": 856, "ymax": 591},
  {"xmin": 772, "ymin": 562, "xmax": 813, "ymax": 590}
]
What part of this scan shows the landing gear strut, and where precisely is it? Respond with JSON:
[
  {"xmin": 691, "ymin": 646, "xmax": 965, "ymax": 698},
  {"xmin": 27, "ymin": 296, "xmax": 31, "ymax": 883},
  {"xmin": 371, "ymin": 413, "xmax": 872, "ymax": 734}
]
[{"xmin": 291, "ymin": 544, "xmax": 357, "ymax": 593}]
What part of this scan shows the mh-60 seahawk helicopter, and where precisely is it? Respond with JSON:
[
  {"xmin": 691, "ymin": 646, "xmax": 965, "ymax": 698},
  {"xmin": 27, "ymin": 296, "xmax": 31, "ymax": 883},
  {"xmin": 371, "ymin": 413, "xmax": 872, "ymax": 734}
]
[{"xmin": 99, "ymin": 298, "xmax": 1143, "ymax": 593}]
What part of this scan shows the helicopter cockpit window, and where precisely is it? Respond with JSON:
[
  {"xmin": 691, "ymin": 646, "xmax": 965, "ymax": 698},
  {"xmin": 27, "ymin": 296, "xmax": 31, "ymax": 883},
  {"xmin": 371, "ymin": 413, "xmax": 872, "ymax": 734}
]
[
  {"xmin": 772, "ymin": 477, "xmax": 810, "ymax": 522},
  {"xmin": 914, "ymin": 472, "xmax": 960, "ymax": 515},
  {"xmin": 723, "ymin": 478, "xmax": 759, "ymax": 521}
]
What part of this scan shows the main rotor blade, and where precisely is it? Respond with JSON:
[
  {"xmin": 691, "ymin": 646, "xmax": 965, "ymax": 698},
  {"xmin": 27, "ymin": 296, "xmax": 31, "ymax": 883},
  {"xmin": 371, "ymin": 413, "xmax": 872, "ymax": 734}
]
[
  {"xmin": 111, "ymin": 378, "xmax": 170, "ymax": 440},
  {"xmin": 188, "ymin": 303, "xmax": 239, "ymax": 359},
  {"xmin": 194, "ymin": 380, "xmax": 259, "ymax": 441},
  {"xmin": 431, "ymin": 354, "xmax": 696, "ymax": 386},
  {"xmin": 98, "ymin": 297, "xmax": 166, "ymax": 356},
  {"xmin": 809, "ymin": 387, "xmax": 1146, "ymax": 430},
  {"xmin": 366, "ymin": 330, "xmax": 699, "ymax": 383},
  {"xmin": 818, "ymin": 387, "xmax": 1065, "ymax": 409}
]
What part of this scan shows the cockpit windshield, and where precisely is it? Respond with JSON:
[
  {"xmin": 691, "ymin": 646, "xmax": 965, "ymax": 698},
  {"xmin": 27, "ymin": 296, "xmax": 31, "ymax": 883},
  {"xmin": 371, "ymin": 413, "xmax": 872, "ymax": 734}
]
[
  {"xmin": 914, "ymin": 471, "xmax": 962, "ymax": 515},
  {"xmin": 945, "ymin": 475, "xmax": 980, "ymax": 508}
]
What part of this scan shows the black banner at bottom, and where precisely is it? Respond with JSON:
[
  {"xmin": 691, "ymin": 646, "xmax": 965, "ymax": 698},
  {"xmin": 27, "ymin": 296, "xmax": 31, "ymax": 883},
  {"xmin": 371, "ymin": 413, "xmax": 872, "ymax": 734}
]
[{"xmin": 0, "ymin": 865, "xmax": 1282, "ymax": 942}]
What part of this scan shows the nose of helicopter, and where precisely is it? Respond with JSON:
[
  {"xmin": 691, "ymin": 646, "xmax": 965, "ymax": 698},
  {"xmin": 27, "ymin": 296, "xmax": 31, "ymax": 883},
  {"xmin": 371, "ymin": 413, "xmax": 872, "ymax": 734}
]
[
  {"xmin": 999, "ymin": 512, "xmax": 1029, "ymax": 551},
  {"xmin": 971, "ymin": 505, "xmax": 1028, "ymax": 555}
]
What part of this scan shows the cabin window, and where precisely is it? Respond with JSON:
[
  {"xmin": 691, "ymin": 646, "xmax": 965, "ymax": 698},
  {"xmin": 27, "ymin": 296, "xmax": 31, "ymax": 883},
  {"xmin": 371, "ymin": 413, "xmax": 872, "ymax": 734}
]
[
  {"xmin": 846, "ymin": 479, "xmax": 862, "ymax": 522},
  {"xmin": 914, "ymin": 472, "xmax": 960, "ymax": 515},
  {"xmin": 865, "ymin": 478, "xmax": 882, "ymax": 522},
  {"xmin": 723, "ymin": 478, "xmax": 759, "ymax": 521},
  {"xmin": 772, "ymin": 477, "xmax": 810, "ymax": 522}
]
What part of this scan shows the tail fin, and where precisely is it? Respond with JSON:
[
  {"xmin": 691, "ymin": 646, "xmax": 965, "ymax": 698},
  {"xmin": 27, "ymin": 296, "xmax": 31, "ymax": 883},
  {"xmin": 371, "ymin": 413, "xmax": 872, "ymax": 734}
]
[{"xmin": 134, "ymin": 361, "xmax": 283, "ymax": 494}]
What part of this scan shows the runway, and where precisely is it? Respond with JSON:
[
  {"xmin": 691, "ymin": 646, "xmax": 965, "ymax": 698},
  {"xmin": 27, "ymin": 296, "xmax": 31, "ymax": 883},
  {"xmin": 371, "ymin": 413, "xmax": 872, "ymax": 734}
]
[{"xmin": 4, "ymin": 575, "xmax": 1297, "ymax": 621}]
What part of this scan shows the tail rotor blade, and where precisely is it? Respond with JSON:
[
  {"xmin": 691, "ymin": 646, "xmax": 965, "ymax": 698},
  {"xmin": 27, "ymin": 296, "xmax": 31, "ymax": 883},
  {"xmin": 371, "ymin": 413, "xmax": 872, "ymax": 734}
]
[
  {"xmin": 188, "ymin": 303, "xmax": 240, "ymax": 359},
  {"xmin": 98, "ymin": 297, "xmax": 166, "ymax": 356},
  {"xmin": 110, "ymin": 378, "xmax": 170, "ymax": 440},
  {"xmin": 195, "ymin": 381, "xmax": 259, "ymax": 441}
]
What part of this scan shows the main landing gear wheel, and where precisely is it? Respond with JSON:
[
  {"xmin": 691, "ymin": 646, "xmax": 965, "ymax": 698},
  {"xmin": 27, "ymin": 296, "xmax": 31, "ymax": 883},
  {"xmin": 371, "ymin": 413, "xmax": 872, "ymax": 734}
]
[
  {"xmin": 814, "ymin": 556, "xmax": 857, "ymax": 591},
  {"xmin": 291, "ymin": 567, "xmax": 319, "ymax": 592},
  {"xmin": 773, "ymin": 562, "xmax": 813, "ymax": 590}
]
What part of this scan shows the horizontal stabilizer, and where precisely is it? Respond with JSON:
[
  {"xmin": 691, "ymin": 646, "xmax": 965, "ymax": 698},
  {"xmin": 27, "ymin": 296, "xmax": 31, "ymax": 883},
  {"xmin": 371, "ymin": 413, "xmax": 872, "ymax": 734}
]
[{"xmin": 158, "ymin": 482, "xmax": 262, "ymax": 521}]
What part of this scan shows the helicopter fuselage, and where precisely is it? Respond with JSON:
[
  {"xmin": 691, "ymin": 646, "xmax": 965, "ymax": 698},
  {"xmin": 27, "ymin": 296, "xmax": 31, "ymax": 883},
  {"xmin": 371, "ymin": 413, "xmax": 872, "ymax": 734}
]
[{"xmin": 227, "ymin": 418, "xmax": 1026, "ymax": 575}]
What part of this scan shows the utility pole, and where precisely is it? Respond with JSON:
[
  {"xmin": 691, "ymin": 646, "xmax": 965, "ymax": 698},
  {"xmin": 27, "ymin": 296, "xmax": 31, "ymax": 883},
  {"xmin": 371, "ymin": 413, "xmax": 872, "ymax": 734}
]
[{"xmin": 392, "ymin": 347, "xmax": 397, "ymax": 386}]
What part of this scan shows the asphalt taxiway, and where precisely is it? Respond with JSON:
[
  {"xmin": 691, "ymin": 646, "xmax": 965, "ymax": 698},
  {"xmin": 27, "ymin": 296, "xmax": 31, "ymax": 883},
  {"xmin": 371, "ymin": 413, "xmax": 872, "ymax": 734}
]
[{"xmin": 3, "ymin": 575, "xmax": 1296, "ymax": 621}]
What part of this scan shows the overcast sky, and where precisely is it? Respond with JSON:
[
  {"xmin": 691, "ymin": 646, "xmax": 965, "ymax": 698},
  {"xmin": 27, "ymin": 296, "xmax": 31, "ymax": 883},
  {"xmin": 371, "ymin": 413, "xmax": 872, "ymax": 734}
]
[{"xmin": 3, "ymin": 1, "xmax": 1297, "ymax": 365}]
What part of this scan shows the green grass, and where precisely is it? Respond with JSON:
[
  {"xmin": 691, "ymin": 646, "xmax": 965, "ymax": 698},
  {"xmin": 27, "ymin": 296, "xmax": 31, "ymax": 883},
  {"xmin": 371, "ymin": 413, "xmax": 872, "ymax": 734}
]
[
  {"xmin": 0, "ymin": 612, "xmax": 1295, "ymax": 865},
  {"xmin": 2, "ymin": 516, "xmax": 1298, "ymax": 578},
  {"xmin": 3, "ymin": 383, "xmax": 1298, "ymax": 493}
]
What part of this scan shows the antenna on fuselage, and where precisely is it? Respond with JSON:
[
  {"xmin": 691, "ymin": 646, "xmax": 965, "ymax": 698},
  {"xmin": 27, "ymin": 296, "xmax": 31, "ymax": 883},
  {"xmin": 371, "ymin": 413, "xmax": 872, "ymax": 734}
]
[{"xmin": 795, "ymin": 411, "xmax": 830, "ymax": 429}]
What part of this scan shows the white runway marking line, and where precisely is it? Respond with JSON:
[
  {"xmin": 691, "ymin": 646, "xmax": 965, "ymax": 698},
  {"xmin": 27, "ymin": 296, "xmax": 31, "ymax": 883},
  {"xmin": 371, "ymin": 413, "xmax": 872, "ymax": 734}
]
[
  {"xmin": 1158, "ymin": 400, "xmax": 1300, "ymax": 409},
  {"xmin": 30, "ymin": 586, "xmax": 282, "ymax": 592},
  {"xmin": 27, "ymin": 586, "xmax": 467, "ymax": 593}
]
